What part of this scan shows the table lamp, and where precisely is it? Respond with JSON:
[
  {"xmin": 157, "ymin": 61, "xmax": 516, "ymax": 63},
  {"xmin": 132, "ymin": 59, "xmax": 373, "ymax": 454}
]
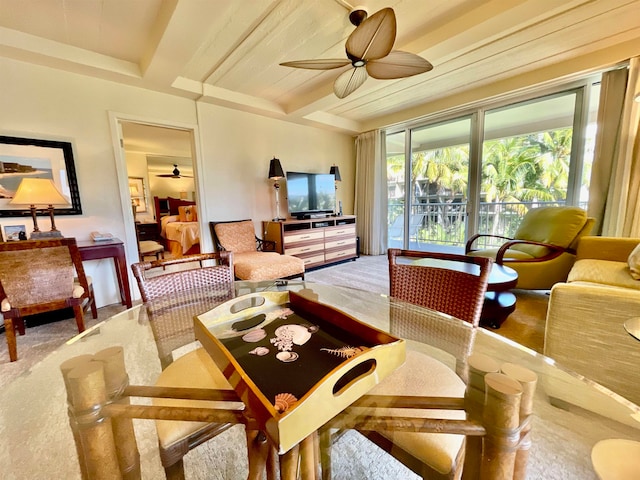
[
  {"xmin": 329, "ymin": 165, "xmax": 342, "ymax": 216},
  {"xmin": 10, "ymin": 178, "xmax": 70, "ymax": 238},
  {"xmin": 268, "ymin": 157, "xmax": 285, "ymax": 221}
]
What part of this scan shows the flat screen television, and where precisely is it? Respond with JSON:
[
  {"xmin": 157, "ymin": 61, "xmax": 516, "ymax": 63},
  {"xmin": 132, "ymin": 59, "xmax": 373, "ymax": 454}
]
[{"xmin": 286, "ymin": 171, "xmax": 335, "ymax": 218}]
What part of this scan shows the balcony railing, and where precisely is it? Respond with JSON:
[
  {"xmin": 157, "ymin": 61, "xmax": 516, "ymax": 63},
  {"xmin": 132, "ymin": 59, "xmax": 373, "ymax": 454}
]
[{"xmin": 388, "ymin": 200, "xmax": 587, "ymax": 249}]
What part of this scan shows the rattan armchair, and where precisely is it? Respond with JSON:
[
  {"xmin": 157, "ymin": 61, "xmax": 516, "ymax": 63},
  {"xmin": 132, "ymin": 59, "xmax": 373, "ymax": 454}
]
[
  {"xmin": 131, "ymin": 252, "xmax": 238, "ymax": 480},
  {"xmin": 0, "ymin": 238, "xmax": 97, "ymax": 362},
  {"xmin": 210, "ymin": 219, "xmax": 304, "ymax": 281}
]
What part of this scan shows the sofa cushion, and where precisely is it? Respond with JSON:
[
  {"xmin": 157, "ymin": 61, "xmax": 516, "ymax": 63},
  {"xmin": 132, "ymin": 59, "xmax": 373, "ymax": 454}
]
[
  {"xmin": 513, "ymin": 206, "xmax": 587, "ymax": 257},
  {"xmin": 568, "ymin": 259, "xmax": 640, "ymax": 290},
  {"xmin": 234, "ymin": 251, "xmax": 304, "ymax": 281},
  {"xmin": 628, "ymin": 243, "xmax": 640, "ymax": 280}
]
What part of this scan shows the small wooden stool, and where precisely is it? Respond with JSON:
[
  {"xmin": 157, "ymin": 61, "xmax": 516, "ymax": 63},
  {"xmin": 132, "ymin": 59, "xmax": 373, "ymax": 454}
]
[
  {"xmin": 591, "ymin": 438, "xmax": 640, "ymax": 479},
  {"xmin": 139, "ymin": 240, "xmax": 165, "ymax": 261}
]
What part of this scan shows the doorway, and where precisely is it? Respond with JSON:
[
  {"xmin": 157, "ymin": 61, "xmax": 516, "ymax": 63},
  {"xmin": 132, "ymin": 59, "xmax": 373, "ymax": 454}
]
[{"xmin": 109, "ymin": 114, "xmax": 200, "ymax": 278}]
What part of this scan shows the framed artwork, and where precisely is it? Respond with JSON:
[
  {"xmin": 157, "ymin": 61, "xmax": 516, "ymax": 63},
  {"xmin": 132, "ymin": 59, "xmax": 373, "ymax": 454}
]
[
  {"xmin": 4, "ymin": 224, "xmax": 27, "ymax": 241},
  {"xmin": 128, "ymin": 177, "xmax": 147, "ymax": 213},
  {"xmin": 0, "ymin": 135, "xmax": 82, "ymax": 217}
]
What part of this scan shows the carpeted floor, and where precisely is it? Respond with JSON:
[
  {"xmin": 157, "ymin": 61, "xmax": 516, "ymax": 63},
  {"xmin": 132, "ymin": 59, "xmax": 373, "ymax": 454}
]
[{"xmin": 0, "ymin": 255, "xmax": 596, "ymax": 480}]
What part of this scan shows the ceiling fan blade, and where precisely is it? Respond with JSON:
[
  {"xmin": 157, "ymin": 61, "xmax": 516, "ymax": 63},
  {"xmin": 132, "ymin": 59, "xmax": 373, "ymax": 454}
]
[
  {"xmin": 280, "ymin": 59, "xmax": 351, "ymax": 70},
  {"xmin": 366, "ymin": 51, "xmax": 433, "ymax": 79},
  {"xmin": 333, "ymin": 67, "xmax": 368, "ymax": 99},
  {"xmin": 346, "ymin": 7, "xmax": 396, "ymax": 62}
]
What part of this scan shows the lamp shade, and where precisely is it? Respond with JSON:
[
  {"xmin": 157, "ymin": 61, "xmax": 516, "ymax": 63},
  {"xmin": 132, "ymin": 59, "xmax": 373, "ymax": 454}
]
[
  {"xmin": 268, "ymin": 157, "xmax": 285, "ymax": 180},
  {"xmin": 10, "ymin": 178, "xmax": 70, "ymax": 206},
  {"xmin": 329, "ymin": 165, "xmax": 342, "ymax": 182}
]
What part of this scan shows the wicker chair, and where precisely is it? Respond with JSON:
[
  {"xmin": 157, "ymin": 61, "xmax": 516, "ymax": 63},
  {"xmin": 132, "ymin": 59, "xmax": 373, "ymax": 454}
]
[
  {"xmin": 354, "ymin": 248, "xmax": 493, "ymax": 479},
  {"xmin": 388, "ymin": 248, "xmax": 493, "ymax": 326},
  {"xmin": 210, "ymin": 219, "xmax": 305, "ymax": 281},
  {"xmin": 0, "ymin": 238, "xmax": 97, "ymax": 362},
  {"xmin": 131, "ymin": 252, "xmax": 238, "ymax": 480}
]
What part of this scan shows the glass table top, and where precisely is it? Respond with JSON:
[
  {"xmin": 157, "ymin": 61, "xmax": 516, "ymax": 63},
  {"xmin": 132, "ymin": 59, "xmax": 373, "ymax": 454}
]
[{"xmin": 0, "ymin": 280, "xmax": 638, "ymax": 479}]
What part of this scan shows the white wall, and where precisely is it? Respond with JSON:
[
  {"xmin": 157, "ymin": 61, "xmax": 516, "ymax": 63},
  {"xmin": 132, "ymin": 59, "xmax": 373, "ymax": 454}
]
[
  {"xmin": 0, "ymin": 58, "xmax": 355, "ymax": 306},
  {"xmin": 195, "ymin": 103, "xmax": 355, "ymax": 248}
]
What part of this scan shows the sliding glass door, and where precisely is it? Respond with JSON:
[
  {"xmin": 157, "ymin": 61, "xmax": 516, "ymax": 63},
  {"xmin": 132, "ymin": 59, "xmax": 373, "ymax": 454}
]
[{"xmin": 386, "ymin": 79, "xmax": 599, "ymax": 250}]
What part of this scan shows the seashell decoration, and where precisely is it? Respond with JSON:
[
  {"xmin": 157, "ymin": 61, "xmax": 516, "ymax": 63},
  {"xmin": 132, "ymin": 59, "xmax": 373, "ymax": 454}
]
[
  {"xmin": 274, "ymin": 324, "xmax": 313, "ymax": 346},
  {"xmin": 242, "ymin": 328, "xmax": 267, "ymax": 342},
  {"xmin": 320, "ymin": 346, "xmax": 366, "ymax": 359},
  {"xmin": 248, "ymin": 346, "xmax": 269, "ymax": 356},
  {"xmin": 274, "ymin": 393, "xmax": 298, "ymax": 413},
  {"xmin": 276, "ymin": 351, "xmax": 299, "ymax": 362}
]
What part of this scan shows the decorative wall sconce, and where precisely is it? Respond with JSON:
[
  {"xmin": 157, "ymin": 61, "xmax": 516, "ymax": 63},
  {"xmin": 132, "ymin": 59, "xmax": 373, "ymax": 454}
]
[
  {"xmin": 268, "ymin": 157, "xmax": 286, "ymax": 221},
  {"xmin": 10, "ymin": 178, "xmax": 70, "ymax": 238}
]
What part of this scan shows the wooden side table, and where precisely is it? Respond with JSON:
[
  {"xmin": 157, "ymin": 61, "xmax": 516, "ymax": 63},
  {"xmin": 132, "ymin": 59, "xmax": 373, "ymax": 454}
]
[
  {"xmin": 481, "ymin": 263, "xmax": 519, "ymax": 329},
  {"xmin": 78, "ymin": 238, "xmax": 133, "ymax": 308}
]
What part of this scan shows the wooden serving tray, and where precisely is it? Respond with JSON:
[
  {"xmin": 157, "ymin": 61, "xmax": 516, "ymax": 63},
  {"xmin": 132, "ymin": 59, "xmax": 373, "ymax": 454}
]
[{"xmin": 194, "ymin": 289, "xmax": 405, "ymax": 453}]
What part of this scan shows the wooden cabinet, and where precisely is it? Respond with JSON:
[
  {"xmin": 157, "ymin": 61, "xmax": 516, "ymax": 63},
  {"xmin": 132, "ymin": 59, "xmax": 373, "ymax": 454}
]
[
  {"xmin": 263, "ymin": 216, "xmax": 357, "ymax": 268},
  {"xmin": 135, "ymin": 222, "xmax": 160, "ymax": 242}
]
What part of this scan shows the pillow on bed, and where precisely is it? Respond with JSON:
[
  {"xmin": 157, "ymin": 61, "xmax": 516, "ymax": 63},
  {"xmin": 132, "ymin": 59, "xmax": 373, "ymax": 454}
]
[{"xmin": 178, "ymin": 205, "xmax": 198, "ymax": 222}]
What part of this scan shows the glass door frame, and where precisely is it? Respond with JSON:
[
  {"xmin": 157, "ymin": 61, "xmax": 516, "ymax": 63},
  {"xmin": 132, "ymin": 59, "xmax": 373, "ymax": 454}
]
[{"xmin": 385, "ymin": 75, "xmax": 598, "ymax": 247}]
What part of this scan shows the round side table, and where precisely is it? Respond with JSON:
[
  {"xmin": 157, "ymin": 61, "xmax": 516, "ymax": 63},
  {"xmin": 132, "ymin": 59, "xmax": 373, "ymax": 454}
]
[{"xmin": 591, "ymin": 438, "xmax": 640, "ymax": 479}]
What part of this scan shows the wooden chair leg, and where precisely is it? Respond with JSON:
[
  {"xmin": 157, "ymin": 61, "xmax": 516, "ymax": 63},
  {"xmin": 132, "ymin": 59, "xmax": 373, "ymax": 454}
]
[
  {"xmin": 72, "ymin": 305, "xmax": 86, "ymax": 333},
  {"xmin": 4, "ymin": 317, "xmax": 18, "ymax": 362},
  {"xmin": 15, "ymin": 316, "xmax": 26, "ymax": 335},
  {"xmin": 164, "ymin": 460, "xmax": 185, "ymax": 480},
  {"xmin": 89, "ymin": 285, "xmax": 98, "ymax": 319}
]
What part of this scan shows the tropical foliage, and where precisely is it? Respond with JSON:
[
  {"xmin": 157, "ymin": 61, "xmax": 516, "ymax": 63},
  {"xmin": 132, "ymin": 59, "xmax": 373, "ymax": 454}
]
[{"xmin": 388, "ymin": 128, "xmax": 574, "ymax": 245}]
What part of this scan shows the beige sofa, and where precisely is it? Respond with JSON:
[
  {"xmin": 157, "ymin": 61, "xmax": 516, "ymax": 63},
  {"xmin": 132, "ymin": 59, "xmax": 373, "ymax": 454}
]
[{"xmin": 544, "ymin": 236, "xmax": 640, "ymax": 405}]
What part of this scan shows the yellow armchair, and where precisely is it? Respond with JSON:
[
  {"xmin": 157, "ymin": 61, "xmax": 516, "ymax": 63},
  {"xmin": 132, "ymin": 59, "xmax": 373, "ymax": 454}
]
[{"xmin": 465, "ymin": 206, "xmax": 594, "ymax": 290}]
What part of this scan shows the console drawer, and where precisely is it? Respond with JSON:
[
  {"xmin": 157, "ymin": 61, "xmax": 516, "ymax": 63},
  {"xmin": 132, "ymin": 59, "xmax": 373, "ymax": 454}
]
[
  {"xmin": 325, "ymin": 247, "xmax": 357, "ymax": 261},
  {"xmin": 325, "ymin": 225, "xmax": 356, "ymax": 238},
  {"xmin": 285, "ymin": 242, "xmax": 325, "ymax": 256},
  {"xmin": 284, "ymin": 230, "xmax": 324, "ymax": 244},
  {"xmin": 325, "ymin": 237, "xmax": 356, "ymax": 250}
]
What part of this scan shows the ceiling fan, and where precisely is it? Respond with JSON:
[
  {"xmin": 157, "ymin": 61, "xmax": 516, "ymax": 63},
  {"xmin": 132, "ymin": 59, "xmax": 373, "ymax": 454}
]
[
  {"xmin": 280, "ymin": 7, "xmax": 432, "ymax": 99},
  {"xmin": 156, "ymin": 164, "xmax": 193, "ymax": 178}
]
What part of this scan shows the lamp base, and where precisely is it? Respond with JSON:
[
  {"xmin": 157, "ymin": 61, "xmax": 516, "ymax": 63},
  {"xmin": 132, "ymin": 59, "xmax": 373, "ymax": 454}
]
[{"xmin": 30, "ymin": 230, "xmax": 63, "ymax": 239}]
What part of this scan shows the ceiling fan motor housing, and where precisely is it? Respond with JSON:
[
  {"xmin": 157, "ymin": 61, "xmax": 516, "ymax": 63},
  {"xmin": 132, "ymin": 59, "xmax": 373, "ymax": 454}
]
[{"xmin": 349, "ymin": 8, "xmax": 368, "ymax": 26}]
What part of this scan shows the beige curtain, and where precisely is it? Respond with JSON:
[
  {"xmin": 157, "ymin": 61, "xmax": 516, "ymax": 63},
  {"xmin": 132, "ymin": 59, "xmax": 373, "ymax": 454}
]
[
  {"xmin": 588, "ymin": 58, "xmax": 640, "ymax": 237},
  {"xmin": 354, "ymin": 130, "xmax": 386, "ymax": 255}
]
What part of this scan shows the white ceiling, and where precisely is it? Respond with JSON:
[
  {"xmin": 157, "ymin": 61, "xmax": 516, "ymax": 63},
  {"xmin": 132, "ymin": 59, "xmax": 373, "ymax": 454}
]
[{"xmin": 1, "ymin": 0, "xmax": 639, "ymax": 142}]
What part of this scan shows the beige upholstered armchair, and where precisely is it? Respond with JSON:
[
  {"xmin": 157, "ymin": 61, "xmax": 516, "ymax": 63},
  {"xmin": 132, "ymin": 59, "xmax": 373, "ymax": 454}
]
[
  {"xmin": 466, "ymin": 206, "xmax": 594, "ymax": 290},
  {"xmin": 210, "ymin": 220, "xmax": 304, "ymax": 281}
]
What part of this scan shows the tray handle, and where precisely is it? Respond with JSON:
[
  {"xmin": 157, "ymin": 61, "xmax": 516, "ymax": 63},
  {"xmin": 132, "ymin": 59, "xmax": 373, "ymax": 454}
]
[{"xmin": 332, "ymin": 359, "xmax": 377, "ymax": 397}]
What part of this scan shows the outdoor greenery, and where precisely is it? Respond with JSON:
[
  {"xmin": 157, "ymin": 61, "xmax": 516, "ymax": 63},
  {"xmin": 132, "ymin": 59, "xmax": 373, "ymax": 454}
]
[{"xmin": 388, "ymin": 128, "xmax": 574, "ymax": 245}]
